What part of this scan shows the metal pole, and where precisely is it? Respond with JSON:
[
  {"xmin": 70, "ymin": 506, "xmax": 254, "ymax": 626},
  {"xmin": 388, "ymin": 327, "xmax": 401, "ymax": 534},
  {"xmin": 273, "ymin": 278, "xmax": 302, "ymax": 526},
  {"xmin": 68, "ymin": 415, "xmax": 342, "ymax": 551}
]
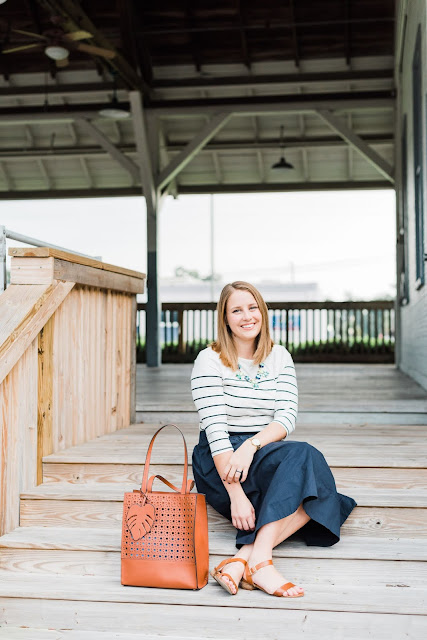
[
  {"xmin": 0, "ymin": 225, "xmax": 6, "ymax": 292},
  {"xmin": 4, "ymin": 229, "xmax": 96, "ymax": 259},
  {"xmin": 210, "ymin": 194, "xmax": 215, "ymax": 301}
]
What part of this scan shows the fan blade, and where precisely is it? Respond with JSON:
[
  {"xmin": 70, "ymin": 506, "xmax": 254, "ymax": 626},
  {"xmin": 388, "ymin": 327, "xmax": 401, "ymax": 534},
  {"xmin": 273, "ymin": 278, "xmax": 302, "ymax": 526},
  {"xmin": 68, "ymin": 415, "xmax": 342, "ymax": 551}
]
[
  {"xmin": 76, "ymin": 43, "xmax": 116, "ymax": 59},
  {"xmin": 2, "ymin": 43, "xmax": 42, "ymax": 53},
  {"xmin": 56, "ymin": 57, "xmax": 69, "ymax": 68},
  {"xmin": 12, "ymin": 29, "xmax": 48, "ymax": 41},
  {"xmin": 64, "ymin": 30, "xmax": 93, "ymax": 41}
]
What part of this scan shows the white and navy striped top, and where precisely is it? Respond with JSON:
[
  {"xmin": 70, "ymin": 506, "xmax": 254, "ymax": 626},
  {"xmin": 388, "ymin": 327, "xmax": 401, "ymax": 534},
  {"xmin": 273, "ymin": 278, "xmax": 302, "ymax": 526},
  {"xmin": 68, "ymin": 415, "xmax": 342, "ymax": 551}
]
[{"xmin": 191, "ymin": 344, "xmax": 298, "ymax": 457}]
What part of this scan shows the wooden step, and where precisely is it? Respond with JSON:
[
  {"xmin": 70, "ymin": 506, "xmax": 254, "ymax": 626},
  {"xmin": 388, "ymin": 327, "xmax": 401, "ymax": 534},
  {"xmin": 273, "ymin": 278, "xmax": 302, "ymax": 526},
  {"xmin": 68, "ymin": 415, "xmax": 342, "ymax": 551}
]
[
  {"xmin": 41, "ymin": 421, "xmax": 427, "ymax": 468},
  {"xmin": 0, "ymin": 569, "xmax": 426, "ymax": 615},
  {"xmin": 2, "ymin": 598, "xmax": 426, "ymax": 639},
  {"xmin": 2, "ymin": 526, "xmax": 427, "ymax": 561},
  {"xmin": 0, "ymin": 631, "xmax": 210, "ymax": 640},
  {"xmin": 1, "ymin": 545, "xmax": 427, "ymax": 584},
  {"xmin": 41, "ymin": 462, "xmax": 427, "ymax": 507},
  {"xmin": 137, "ymin": 409, "xmax": 427, "ymax": 425},
  {"xmin": 19, "ymin": 483, "xmax": 427, "ymax": 536},
  {"xmin": 1, "ymin": 525, "xmax": 425, "ymax": 560}
]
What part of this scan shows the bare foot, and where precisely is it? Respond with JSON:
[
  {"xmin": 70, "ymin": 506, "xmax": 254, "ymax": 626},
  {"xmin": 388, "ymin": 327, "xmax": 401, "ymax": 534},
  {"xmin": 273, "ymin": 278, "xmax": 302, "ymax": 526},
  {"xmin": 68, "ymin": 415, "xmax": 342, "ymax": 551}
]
[
  {"xmin": 213, "ymin": 555, "xmax": 247, "ymax": 594},
  {"xmin": 248, "ymin": 560, "xmax": 304, "ymax": 597}
]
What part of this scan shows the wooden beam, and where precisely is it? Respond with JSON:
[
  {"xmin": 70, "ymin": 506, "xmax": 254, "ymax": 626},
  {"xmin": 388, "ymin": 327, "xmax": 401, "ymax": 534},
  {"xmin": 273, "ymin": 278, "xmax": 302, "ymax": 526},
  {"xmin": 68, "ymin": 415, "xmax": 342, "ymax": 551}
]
[
  {"xmin": 37, "ymin": 317, "xmax": 54, "ymax": 484},
  {"xmin": 152, "ymin": 69, "xmax": 394, "ymax": 90},
  {"xmin": 236, "ymin": 0, "xmax": 251, "ymax": 69},
  {"xmin": 8, "ymin": 247, "xmax": 145, "ymax": 280},
  {"xmin": 0, "ymin": 180, "xmax": 394, "ymax": 201},
  {"xmin": 129, "ymin": 91, "xmax": 157, "ymax": 211},
  {"xmin": 0, "ymin": 83, "xmax": 116, "ymax": 99},
  {"xmin": 0, "ymin": 134, "xmax": 394, "ymax": 161},
  {"xmin": 0, "ymin": 282, "xmax": 75, "ymax": 386},
  {"xmin": 186, "ymin": 1, "xmax": 203, "ymax": 72},
  {"xmin": 177, "ymin": 180, "xmax": 393, "ymax": 194},
  {"xmin": 289, "ymin": 0, "xmax": 300, "ymax": 68},
  {"xmin": 156, "ymin": 112, "xmax": 231, "ymax": 190},
  {"xmin": 316, "ymin": 109, "xmax": 394, "ymax": 183},
  {"xmin": 0, "ymin": 90, "xmax": 394, "ymax": 123},
  {"xmin": 345, "ymin": 0, "xmax": 352, "ymax": 66},
  {"xmin": 149, "ymin": 90, "xmax": 395, "ymax": 116},
  {"xmin": 76, "ymin": 118, "xmax": 140, "ymax": 184}
]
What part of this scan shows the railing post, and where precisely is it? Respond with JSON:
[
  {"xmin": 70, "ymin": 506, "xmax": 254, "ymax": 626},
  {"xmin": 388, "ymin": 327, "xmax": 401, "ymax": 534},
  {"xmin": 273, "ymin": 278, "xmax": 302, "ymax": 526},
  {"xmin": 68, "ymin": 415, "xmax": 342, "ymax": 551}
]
[
  {"xmin": 178, "ymin": 309, "xmax": 185, "ymax": 354},
  {"xmin": 0, "ymin": 225, "xmax": 6, "ymax": 292}
]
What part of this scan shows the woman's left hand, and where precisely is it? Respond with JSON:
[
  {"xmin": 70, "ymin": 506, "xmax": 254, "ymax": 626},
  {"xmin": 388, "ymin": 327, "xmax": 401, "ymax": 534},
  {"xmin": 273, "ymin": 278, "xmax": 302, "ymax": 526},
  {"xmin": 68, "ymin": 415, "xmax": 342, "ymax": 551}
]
[{"xmin": 223, "ymin": 441, "xmax": 255, "ymax": 484}]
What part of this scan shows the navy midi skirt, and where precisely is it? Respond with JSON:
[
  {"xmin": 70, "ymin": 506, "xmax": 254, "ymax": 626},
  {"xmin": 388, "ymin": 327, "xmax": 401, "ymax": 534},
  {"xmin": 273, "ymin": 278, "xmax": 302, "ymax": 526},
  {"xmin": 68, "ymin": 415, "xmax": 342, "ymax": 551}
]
[{"xmin": 192, "ymin": 431, "xmax": 357, "ymax": 548}]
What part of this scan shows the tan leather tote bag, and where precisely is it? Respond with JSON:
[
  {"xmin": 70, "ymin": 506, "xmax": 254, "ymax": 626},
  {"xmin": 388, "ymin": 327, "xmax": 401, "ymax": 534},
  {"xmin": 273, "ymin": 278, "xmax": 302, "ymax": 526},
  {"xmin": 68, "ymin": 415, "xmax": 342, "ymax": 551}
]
[{"xmin": 121, "ymin": 424, "xmax": 209, "ymax": 589}]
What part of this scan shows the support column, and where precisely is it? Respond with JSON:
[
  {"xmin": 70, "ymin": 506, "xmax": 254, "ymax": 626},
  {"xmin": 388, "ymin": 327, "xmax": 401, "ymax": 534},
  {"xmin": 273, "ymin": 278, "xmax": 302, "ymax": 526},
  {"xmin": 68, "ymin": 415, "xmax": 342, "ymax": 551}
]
[
  {"xmin": 146, "ymin": 200, "xmax": 161, "ymax": 367},
  {"xmin": 130, "ymin": 91, "xmax": 161, "ymax": 367}
]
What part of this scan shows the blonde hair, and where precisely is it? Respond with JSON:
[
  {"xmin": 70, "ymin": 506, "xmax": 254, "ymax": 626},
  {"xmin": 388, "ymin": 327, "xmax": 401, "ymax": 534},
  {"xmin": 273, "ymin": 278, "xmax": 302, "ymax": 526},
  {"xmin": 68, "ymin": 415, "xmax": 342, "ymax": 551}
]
[{"xmin": 211, "ymin": 281, "xmax": 273, "ymax": 370}]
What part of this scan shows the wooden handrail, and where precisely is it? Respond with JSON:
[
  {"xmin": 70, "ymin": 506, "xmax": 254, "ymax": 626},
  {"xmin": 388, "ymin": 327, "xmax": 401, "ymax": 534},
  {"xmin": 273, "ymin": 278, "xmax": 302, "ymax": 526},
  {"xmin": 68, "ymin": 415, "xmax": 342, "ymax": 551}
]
[
  {"xmin": 0, "ymin": 249, "xmax": 145, "ymax": 536},
  {"xmin": 9, "ymin": 247, "xmax": 145, "ymax": 280}
]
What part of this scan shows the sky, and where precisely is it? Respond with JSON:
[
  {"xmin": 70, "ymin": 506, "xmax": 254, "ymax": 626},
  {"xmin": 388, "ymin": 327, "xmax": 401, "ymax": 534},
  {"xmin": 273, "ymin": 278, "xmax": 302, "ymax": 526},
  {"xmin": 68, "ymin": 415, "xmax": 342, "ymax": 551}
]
[{"xmin": 1, "ymin": 189, "xmax": 396, "ymax": 300}]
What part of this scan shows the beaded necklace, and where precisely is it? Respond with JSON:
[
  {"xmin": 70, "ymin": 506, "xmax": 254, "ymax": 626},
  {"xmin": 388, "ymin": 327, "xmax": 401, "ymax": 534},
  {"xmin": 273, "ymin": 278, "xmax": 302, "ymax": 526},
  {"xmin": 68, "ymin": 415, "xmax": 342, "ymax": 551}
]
[{"xmin": 236, "ymin": 362, "xmax": 269, "ymax": 389}]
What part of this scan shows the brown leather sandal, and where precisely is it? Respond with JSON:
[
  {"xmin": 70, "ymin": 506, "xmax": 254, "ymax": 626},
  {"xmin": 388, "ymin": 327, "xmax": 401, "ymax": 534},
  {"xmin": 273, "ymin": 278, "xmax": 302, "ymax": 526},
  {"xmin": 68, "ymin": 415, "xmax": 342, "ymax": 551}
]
[
  {"xmin": 240, "ymin": 559, "xmax": 304, "ymax": 598},
  {"xmin": 210, "ymin": 557, "xmax": 248, "ymax": 595}
]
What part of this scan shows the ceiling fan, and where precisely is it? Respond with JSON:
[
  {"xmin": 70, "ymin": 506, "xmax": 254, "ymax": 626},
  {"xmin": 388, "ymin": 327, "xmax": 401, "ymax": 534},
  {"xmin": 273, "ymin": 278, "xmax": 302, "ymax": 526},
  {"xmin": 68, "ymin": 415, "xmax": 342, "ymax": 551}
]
[{"xmin": 1, "ymin": 19, "xmax": 116, "ymax": 67}]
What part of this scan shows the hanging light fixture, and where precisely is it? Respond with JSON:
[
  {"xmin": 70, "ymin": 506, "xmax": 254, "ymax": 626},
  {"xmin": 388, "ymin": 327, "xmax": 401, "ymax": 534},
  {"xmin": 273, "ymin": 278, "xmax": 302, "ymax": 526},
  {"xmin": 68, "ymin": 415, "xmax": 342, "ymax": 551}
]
[
  {"xmin": 98, "ymin": 73, "xmax": 130, "ymax": 119},
  {"xmin": 44, "ymin": 45, "xmax": 69, "ymax": 61},
  {"xmin": 271, "ymin": 125, "xmax": 294, "ymax": 170}
]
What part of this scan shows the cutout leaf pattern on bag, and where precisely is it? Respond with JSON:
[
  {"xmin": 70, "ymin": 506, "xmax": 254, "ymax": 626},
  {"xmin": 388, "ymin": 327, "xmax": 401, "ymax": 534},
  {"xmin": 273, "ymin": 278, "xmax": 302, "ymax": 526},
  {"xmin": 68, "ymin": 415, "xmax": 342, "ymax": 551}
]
[{"xmin": 127, "ymin": 501, "xmax": 156, "ymax": 540}]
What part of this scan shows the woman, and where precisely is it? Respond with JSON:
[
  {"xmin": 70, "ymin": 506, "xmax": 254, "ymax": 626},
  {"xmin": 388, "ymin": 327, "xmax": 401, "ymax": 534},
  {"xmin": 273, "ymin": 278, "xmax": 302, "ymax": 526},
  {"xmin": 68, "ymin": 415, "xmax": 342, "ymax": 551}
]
[{"xmin": 191, "ymin": 281, "xmax": 357, "ymax": 598}]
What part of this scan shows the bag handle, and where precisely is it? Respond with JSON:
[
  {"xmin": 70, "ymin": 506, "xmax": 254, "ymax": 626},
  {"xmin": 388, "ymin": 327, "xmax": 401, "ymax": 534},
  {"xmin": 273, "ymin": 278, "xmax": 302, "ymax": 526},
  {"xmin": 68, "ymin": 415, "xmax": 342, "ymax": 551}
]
[
  {"xmin": 147, "ymin": 474, "xmax": 195, "ymax": 493},
  {"xmin": 141, "ymin": 424, "xmax": 189, "ymax": 495}
]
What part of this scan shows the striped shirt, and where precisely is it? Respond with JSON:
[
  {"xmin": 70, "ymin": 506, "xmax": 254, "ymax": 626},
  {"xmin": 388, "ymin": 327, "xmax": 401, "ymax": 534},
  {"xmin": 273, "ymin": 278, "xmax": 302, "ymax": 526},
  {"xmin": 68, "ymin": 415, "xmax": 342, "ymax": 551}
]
[{"xmin": 191, "ymin": 344, "xmax": 298, "ymax": 457}]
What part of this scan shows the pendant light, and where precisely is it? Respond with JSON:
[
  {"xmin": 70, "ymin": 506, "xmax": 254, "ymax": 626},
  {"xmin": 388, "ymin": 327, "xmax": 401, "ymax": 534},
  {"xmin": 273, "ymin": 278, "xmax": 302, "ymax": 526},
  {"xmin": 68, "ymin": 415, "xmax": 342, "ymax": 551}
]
[
  {"xmin": 98, "ymin": 72, "xmax": 130, "ymax": 119},
  {"xmin": 271, "ymin": 125, "xmax": 294, "ymax": 170}
]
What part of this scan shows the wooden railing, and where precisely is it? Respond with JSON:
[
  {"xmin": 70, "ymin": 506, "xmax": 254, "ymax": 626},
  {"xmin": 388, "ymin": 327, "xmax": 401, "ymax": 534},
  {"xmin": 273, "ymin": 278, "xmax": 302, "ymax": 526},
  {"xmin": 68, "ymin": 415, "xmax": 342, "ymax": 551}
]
[
  {"xmin": 0, "ymin": 248, "xmax": 145, "ymax": 535},
  {"xmin": 137, "ymin": 301, "xmax": 395, "ymax": 364}
]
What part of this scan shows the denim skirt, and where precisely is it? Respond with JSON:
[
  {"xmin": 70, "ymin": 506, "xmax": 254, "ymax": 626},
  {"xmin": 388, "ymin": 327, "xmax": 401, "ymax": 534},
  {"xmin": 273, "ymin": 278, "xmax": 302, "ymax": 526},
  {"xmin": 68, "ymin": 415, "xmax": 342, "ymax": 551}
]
[{"xmin": 192, "ymin": 430, "xmax": 357, "ymax": 548}]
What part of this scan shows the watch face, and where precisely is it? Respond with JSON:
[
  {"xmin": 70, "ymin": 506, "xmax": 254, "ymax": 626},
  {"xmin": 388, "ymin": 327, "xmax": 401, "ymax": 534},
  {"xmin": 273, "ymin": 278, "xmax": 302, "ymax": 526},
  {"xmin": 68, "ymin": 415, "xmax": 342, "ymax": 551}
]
[{"xmin": 252, "ymin": 438, "xmax": 261, "ymax": 446}]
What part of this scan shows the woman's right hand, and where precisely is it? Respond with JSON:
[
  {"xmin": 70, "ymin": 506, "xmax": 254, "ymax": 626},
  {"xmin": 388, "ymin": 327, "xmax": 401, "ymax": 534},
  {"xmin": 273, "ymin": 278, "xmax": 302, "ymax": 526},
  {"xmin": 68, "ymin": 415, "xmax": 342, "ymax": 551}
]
[{"xmin": 230, "ymin": 492, "xmax": 256, "ymax": 531}]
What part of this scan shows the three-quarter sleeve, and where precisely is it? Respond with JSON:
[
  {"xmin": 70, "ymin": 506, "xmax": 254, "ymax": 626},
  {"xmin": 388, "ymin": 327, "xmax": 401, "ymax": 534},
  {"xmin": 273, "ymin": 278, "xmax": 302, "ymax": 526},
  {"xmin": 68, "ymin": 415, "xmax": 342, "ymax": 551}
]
[
  {"xmin": 273, "ymin": 351, "xmax": 298, "ymax": 437},
  {"xmin": 191, "ymin": 351, "xmax": 233, "ymax": 457}
]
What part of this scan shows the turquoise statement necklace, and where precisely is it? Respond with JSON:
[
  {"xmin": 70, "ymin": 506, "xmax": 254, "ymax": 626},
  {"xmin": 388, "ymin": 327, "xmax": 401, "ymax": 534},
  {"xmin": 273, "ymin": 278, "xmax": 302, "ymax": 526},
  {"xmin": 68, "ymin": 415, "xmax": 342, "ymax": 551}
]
[{"xmin": 236, "ymin": 362, "xmax": 269, "ymax": 389}]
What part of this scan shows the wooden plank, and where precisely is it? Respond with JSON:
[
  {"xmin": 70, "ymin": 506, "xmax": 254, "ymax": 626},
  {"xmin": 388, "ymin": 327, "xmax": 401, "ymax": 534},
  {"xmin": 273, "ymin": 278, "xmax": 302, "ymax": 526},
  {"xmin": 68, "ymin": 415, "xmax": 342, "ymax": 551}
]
[
  {"xmin": 18, "ymin": 497, "xmax": 427, "ymax": 537},
  {"xmin": 42, "ymin": 463, "xmax": 427, "ymax": 489},
  {"xmin": 130, "ymin": 297, "xmax": 137, "ymax": 425},
  {"xmin": 8, "ymin": 247, "xmax": 145, "ymax": 281},
  {"xmin": 23, "ymin": 471, "xmax": 427, "ymax": 507},
  {"xmin": 39, "ymin": 465, "xmax": 427, "ymax": 506},
  {"xmin": 0, "ymin": 283, "xmax": 50, "ymax": 348},
  {"xmin": 0, "ymin": 282, "xmax": 75, "ymax": 385},
  {"xmin": 2, "ymin": 526, "xmax": 426, "ymax": 561},
  {"xmin": 0, "ymin": 340, "xmax": 38, "ymax": 536},
  {"xmin": 1, "ymin": 599, "xmax": 426, "ymax": 639},
  {"xmin": 0, "ymin": 630, "xmax": 210, "ymax": 640},
  {"xmin": 9, "ymin": 257, "xmax": 55, "ymax": 285},
  {"xmin": 137, "ymin": 410, "xmax": 427, "ymax": 425},
  {"xmin": 54, "ymin": 258, "xmax": 143, "ymax": 294},
  {"xmin": 37, "ymin": 316, "xmax": 54, "ymax": 485},
  {"xmin": 0, "ymin": 571, "xmax": 426, "ymax": 615},
  {"xmin": 42, "ymin": 435, "xmax": 427, "ymax": 467},
  {"xmin": 0, "ymin": 549, "xmax": 425, "ymax": 591},
  {"xmin": 135, "ymin": 362, "xmax": 427, "ymax": 414}
]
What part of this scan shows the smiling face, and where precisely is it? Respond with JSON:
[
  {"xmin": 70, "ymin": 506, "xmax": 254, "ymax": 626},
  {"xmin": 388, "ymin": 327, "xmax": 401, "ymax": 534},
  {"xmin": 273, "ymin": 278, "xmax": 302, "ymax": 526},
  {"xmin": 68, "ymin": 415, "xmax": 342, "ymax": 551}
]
[{"xmin": 225, "ymin": 289, "xmax": 262, "ymax": 346}]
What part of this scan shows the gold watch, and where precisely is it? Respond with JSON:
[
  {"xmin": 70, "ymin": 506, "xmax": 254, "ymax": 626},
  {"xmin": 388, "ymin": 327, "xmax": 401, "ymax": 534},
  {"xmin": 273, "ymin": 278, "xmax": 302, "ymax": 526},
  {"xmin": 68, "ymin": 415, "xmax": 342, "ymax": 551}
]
[{"xmin": 250, "ymin": 437, "xmax": 261, "ymax": 451}]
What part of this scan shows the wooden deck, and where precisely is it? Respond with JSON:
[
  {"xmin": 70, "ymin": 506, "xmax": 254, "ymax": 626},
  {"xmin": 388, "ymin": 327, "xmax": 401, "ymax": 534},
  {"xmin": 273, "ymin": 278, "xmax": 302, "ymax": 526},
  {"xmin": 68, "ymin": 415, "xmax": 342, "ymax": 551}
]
[{"xmin": 1, "ymin": 363, "xmax": 427, "ymax": 639}]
